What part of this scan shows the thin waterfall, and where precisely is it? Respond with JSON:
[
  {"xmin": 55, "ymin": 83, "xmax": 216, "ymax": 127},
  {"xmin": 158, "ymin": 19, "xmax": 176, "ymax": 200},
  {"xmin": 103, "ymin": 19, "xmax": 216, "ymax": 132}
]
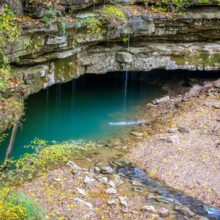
[{"xmin": 123, "ymin": 33, "xmax": 131, "ymax": 113}]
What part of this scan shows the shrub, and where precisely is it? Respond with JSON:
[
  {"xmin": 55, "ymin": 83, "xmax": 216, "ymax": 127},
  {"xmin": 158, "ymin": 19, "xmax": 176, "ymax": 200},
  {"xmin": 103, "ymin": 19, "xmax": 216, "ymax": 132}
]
[
  {"xmin": 0, "ymin": 5, "xmax": 19, "ymax": 93},
  {"xmin": 0, "ymin": 5, "xmax": 19, "ymax": 48},
  {"xmin": 101, "ymin": 5, "xmax": 126, "ymax": 27},
  {"xmin": 84, "ymin": 16, "xmax": 103, "ymax": 37},
  {"xmin": 0, "ymin": 191, "xmax": 45, "ymax": 220},
  {"xmin": 0, "ymin": 139, "xmax": 98, "ymax": 187},
  {"xmin": 144, "ymin": 0, "xmax": 190, "ymax": 12}
]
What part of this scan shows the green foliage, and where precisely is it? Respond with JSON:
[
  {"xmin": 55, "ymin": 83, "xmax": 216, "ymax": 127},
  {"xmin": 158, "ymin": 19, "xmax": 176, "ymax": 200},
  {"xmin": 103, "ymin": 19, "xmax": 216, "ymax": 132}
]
[
  {"xmin": 144, "ymin": 0, "xmax": 190, "ymax": 12},
  {"xmin": 84, "ymin": 16, "xmax": 103, "ymax": 37},
  {"xmin": 0, "ymin": 139, "xmax": 99, "ymax": 220},
  {"xmin": 42, "ymin": 15, "xmax": 50, "ymax": 24},
  {"xmin": 0, "ymin": 67, "xmax": 10, "ymax": 91},
  {"xmin": 0, "ymin": 191, "xmax": 46, "ymax": 220},
  {"xmin": 122, "ymin": 36, "xmax": 129, "ymax": 44},
  {"xmin": 0, "ymin": 5, "xmax": 19, "ymax": 48},
  {"xmin": 41, "ymin": 7, "xmax": 57, "ymax": 24},
  {"xmin": 0, "ymin": 5, "xmax": 19, "ymax": 92},
  {"xmin": 198, "ymin": 0, "xmax": 209, "ymax": 3},
  {"xmin": 41, "ymin": 7, "xmax": 66, "ymax": 35},
  {"xmin": 58, "ymin": 18, "xmax": 66, "ymax": 35},
  {"xmin": 0, "ymin": 139, "xmax": 98, "ymax": 187},
  {"xmin": 101, "ymin": 5, "xmax": 126, "ymax": 27}
]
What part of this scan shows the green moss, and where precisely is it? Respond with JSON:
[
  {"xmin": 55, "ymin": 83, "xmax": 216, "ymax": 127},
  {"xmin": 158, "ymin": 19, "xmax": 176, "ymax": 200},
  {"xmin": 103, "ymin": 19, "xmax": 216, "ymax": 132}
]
[
  {"xmin": 171, "ymin": 51, "xmax": 220, "ymax": 67},
  {"xmin": 102, "ymin": 6, "xmax": 126, "ymax": 23},
  {"xmin": 171, "ymin": 55, "xmax": 186, "ymax": 65},
  {"xmin": 199, "ymin": 51, "xmax": 220, "ymax": 66},
  {"xmin": 54, "ymin": 56, "xmax": 79, "ymax": 82}
]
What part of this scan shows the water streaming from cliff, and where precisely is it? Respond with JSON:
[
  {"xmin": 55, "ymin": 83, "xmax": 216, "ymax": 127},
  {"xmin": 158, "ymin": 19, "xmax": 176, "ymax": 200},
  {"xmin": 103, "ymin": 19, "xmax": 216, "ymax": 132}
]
[
  {"xmin": 123, "ymin": 34, "xmax": 131, "ymax": 113},
  {"xmin": 0, "ymin": 72, "xmax": 164, "ymax": 161}
]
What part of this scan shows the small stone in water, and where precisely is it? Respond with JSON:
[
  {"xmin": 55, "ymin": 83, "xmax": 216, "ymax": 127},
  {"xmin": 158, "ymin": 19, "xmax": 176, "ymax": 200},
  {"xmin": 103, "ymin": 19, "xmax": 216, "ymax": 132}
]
[{"xmin": 106, "ymin": 187, "xmax": 117, "ymax": 195}]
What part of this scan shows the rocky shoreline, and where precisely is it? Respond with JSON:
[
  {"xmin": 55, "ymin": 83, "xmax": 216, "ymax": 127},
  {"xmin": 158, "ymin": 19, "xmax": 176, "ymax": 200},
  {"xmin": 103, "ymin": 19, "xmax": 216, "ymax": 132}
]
[{"xmin": 126, "ymin": 78, "xmax": 220, "ymax": 209}]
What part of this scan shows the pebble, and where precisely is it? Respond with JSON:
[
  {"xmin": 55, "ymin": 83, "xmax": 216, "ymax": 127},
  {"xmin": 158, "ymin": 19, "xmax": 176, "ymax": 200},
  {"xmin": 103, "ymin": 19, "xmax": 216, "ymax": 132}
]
[
  {"xmin": 54, "ymin": 178, "xmax": 62, "ymax": 182},
  {"xmin": 121, "ymin": 207, "xmax": 129, "ymax": 213},
  {"xmin": 94, "ymin": 167, "xmax": 100, "ymax": 173},
  {"xmin": 84, "ymin": 176, "xmax": 95, "ymax": 186},
  {"xmin": 74, "ymin": 198, "xmax": 93, "ymax": 209},
  {"xmin": 113, "ymin": 174, "xmax": 123, "ymax": 186},
  {"xmin": 153, "ymin": 96, "xmax": 170, "ymax": 104},
  {"xmin": 131, "ymin": 180, "xmax": 143, "ymax": 186},
  {"xmin": 76, "ymin": 188, "xmax": 86, "ymax": 196},
  {"xmin": 106, "ymin": 187, "xmax": 117, "ymax": 195},
  {"xmin": 141, "ymin": 205, "xmax": 156, "ymax": 213},
  {"xmin": 175, "ymin": 205, "xmax": 195, "ymax": 217},
  {"xmin": 66, "ymin": 161, "xmax": 81, "ymax": 174},
  {"xmin": 158, "ymin": 207, "xmax": 170, "ymax": 217},
  {"xmin": 119, "ymin": 196, "xmax": 128, "ymax": 208},
  {"xmin": 130, "ymin": 131, "xmax": 144, "ymax": 138},
  {"xmin": 133, "ymin": 186, "xmax": 144, "ymax": 192},
  {"xmin": 212, "ymin": 104, "xmax": 220, "ymax": 109},
  {"xmin": 168, "ymin": 128, "xmax": 178, "ymax": 133},
  {"xmin": 160, "ymin": 135, "xmax": 180, "ymax": 144},
  {"xmin": 146, "ymin": 193, "xmax": 157, "ymax": 200},
  {"xmin": 100, "ymin": 166, "xmax": 114, "ymax": 174},
  {"xmin": 107, "ymin": 199, "xmax": 117, "ymax": 207},
  {"xmin": 108, "ymin": 180, "xmax": 116, "ymax": 188},
  {"xmin": 178, "ymin": 126, "xmax": 190, "ymax": 134},
  {"xmin": 95, "ymin": 175, "xmax": 108, "ymax": 184},
  {"xmin": 214, "ymin": 79, "xmax": 220, "ymax": 88}
]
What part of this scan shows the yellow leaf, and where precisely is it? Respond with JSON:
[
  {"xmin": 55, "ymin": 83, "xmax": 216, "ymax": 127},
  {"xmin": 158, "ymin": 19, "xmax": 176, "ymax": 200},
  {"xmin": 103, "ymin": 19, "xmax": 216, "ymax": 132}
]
[
  {"xmin": 148, "ymin": 168, "xmax": 158, "ymax": 176},
  {"xmin": 70, "ymin": 204, "xmax": 76, "ymax": 209}
]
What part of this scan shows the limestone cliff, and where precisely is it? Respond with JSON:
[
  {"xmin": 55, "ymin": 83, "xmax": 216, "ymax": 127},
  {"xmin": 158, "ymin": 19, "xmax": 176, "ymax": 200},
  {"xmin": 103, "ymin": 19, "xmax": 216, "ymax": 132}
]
[{"xmin": 1, "ymin": 0, "xmax": 220, "ymax": 132}]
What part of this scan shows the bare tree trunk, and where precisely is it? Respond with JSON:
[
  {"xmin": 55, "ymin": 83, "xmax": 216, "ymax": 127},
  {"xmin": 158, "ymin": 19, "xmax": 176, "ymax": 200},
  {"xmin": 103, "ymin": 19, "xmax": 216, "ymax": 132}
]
[{"xmin": 4, "ymin": 122, "xmax": 18, "ymax": 162}]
